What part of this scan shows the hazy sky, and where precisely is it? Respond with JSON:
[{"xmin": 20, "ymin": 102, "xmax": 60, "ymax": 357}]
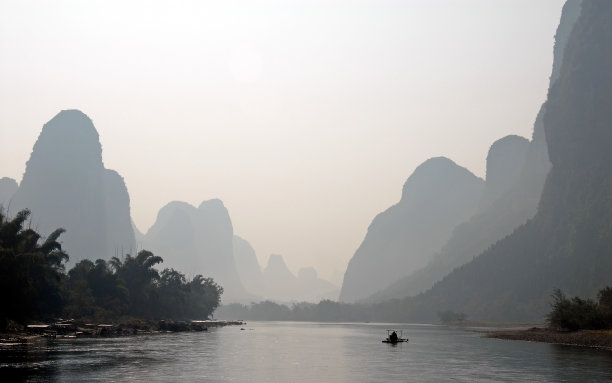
[{"xmin": 0, "ymin": 0, "xmax": 565, "ymax": 282}]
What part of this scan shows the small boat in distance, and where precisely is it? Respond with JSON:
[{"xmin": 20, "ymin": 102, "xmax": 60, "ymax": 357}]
[{"xmin": 382, "ymin": 329, "xmax": 408, "ymax": 344}]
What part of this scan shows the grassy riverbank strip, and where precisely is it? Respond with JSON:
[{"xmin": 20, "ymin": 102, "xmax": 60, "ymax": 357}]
[{"xmin": 485, "ymin": 327, "xmax": 612, "ymax": 350}]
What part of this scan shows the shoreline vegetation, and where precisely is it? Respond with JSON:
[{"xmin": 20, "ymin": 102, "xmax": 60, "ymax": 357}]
[
  {"xmin": 4, "ymin": 208, "xmax": 612, "ymax": 352},
  {"xmin": 0, "ymin": 318, "xmax": 246, "ymax": 343},
  {"xmin": 0, "ymin": 209, "xmax": 225, "ymax": 337},
  {"xmin": 485, "ymin": 287, "xmax": 612, "ymax": 350},
  {"xmin": 485, "ymin": 327, "xmax": 612, "ymax": 350},
  {"xmin": 443, "ymin": 320, "xmax": 612, "ymax": 350}
]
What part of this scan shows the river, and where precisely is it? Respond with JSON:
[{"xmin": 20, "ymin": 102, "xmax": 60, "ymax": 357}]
[{"xmin": 2, "ymin": 321, "xmax": 612, "ymax": 382}]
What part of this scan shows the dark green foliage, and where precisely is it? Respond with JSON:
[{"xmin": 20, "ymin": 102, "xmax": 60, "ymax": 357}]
[
  {"xmin": 598, "ymin": 287, "xmax": 612, "ymax": 328},
  {"xmin": 598, "ymin": 287, "xmax": 612, "ymax": 309},
  {"xmin": 64, "ymin": 259, "xmax": 128, "ymax": 321},
  {"xmin": 71, "ymin": 250, "xmax": 224, "ymax": 320},
  {"xmin": 0, "ymin": 209, "xmax": 68, "ymax": 328},
  {"xmin": 157, "ymin": 268, "xmax": 189, "ymax": 319},
  {"xmin": 155, "ymin": 270, "xmax": 223, "ymax": 320},
  {"xmin": 110, "ymin": 250, "xmax": 164, "ymax": 317},
  {"xmin": 0, "ymin": 209, "xmax": 224, "ymax": 327},
  {"xmin": 185, "ymin": 275, "xmax": 223, "ymax": 319},
  {"xmin": 546, "ymin": 288, "xmax": 612, "ymax": 331}
]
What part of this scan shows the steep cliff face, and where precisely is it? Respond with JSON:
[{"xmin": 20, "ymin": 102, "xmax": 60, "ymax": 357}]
[
  {"xmin": 195, "ymin": 199, "xmax": 245, "ymax": 301},
  {"xmin": 10, "ymin": 110, "xmax": 135, "ymax": 263},
  {"xmin": 233, "ymin": 235, "xmax": 265, "ymax": 297},
  {"xmin": 104, "ymin": 169, "xmax": 136, "ymax": 256},
  {"xmin": 0, "ymin": 177, "xmax": 18, "ymax": 208},
  {"xmin": 537, "ymin": 0, "xmax": 612, "ymax": 272},
  {"xmin": 388, "ymin": 0, "xmax": 612, "ymax": 322},
  {"xmin": 479, "ymin": 135, "xmax": 530, "ymax": 211},
  {"xmin": 365, "ymin": 1, "xmax": 583, "ymax": 304},
  {"xmin": 142, "ymin": 201, "xmax": 199, "ymax": 273},
  {"xmin": 340, "ymin": 157, "xmax": 484, "ymax": 302},
  {"xmin": 143, "ymin": 199, "xmax": 247, "ymax": 302}
]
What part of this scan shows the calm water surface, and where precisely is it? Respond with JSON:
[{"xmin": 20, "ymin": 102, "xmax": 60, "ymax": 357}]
[{"xmin": 2, "ymin": 321, "xmax": 612, "ymax": 382}]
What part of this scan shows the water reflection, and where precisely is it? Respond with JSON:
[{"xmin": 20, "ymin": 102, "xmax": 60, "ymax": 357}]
[
  {"xmin": 0, "ymin": 338, "xmax": 59, "ymax": 382},
  {"xmin": 550, "ymin": 343, "xmax": 612, "ymax": 382},
  {"xmin": 2, "ymin": 323, "xmax": 612, "ymax": 382}
]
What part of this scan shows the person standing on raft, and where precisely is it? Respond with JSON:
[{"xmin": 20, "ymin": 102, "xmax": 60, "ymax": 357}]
[{"xmin": 390, "ymin": 331, "xmax": 398, "ymax": 342}]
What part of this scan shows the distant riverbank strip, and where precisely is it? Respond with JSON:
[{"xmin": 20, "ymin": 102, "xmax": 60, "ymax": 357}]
[{"xmin": 485, "ymin": 327, "xmax": 612, "ymax": 350}]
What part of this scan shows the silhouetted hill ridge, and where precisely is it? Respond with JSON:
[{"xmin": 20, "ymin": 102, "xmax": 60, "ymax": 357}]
[
  {"xmin": 233, "ymin": 235, "xmax": 265, "ymax": 297},
  {"xmin": 340, "ymin": 156, "xmax": 484, "ymax": 302},
  {"xmin": 363, "ymin": 1, "xmax": 583, "ymax": 305},
  {"xmin": 366, "ymin": 134, "xmax": 541, "ymax": 303},
  {"xmin": 143, "ymin": 199, "xmax": 247, "ymax": 302},
  {"xmin": 10, "ymin": 110, "xmax": 135, "ymax": 263},
  {"xmin": 388, "ymin": 0, "xmax": 612, "ymax": 322},
  {"xmin": 262, "ymin": 254, "xmax": 339, "ymax": 302}
]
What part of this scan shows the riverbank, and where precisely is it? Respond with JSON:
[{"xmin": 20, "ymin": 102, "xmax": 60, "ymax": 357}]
[
  {"xmin": 445, "ymin": 320, "xmax": 542, "ymax": 329},
  {"xmin": 5, "ymin": 322, "xmax": 611, "ymax": 381},
  {"xmin": 485, "ymin": 327, "xmax": 612, "ymax": 350},
  {"xmin": 0, "ymin": 318, "xmax": 246, "ymax": 342}
]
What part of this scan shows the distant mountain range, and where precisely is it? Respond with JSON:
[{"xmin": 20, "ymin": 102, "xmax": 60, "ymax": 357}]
[
  {"xmin": 3, "ymin": 0, "xmax": 606, "ymax": 323},
  {"xmin": 0, "ymin": 110, "xmax": 337, "ymax": 303},
  {"xmin": 366, "ymin": 0, "xmax": 612, "ymax": 323},
  {"xmin": 262, "ymin": 254, "xmax": 339, "ymax": 303},
  {"xmin": 141, "ymin": 201, "xmax": 339, "ymax": 303},
  {"xmin": 340, "ymin": 0, "xmax": 584, "ymax": 310},
  {"xmin": 365, "ymin": 131, "xmax": 548, "ymax": 303},
  {"xmin": 141, "ymin": 199, "xmax": 248, "ymax": 302}
]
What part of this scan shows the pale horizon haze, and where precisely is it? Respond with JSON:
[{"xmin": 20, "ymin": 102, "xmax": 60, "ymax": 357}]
[{"xmin": 0, "ymin": 0, "xmax": 565, "ymax": 282}]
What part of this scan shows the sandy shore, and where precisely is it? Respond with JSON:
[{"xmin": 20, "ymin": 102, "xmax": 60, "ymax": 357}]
[{"xmin": 485, "ymin": 327, "xmax": 612, "ymax": 350}]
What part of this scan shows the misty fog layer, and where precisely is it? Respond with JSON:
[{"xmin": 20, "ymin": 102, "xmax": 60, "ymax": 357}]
[
  {"xmin": 0, "ymin": 1, "xmax": 567, "ymax": 281},
  {"xmin": 0, "ymin": 113, "xmax": 340, "ymax": 303},
  {"xmin": 360, "ymin": 0, "xmax": 612, "ymax": 323},
  {"xmin": 341, "ymin": 0, "xmax": 581, "ymax": 307},
  {"xmin": 3, "ymin": 0, "xmax": 612, "ymax": 326},
  {"xmin": 340, "ymin": 157, "xmax": 484, "ymax": 302}
]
